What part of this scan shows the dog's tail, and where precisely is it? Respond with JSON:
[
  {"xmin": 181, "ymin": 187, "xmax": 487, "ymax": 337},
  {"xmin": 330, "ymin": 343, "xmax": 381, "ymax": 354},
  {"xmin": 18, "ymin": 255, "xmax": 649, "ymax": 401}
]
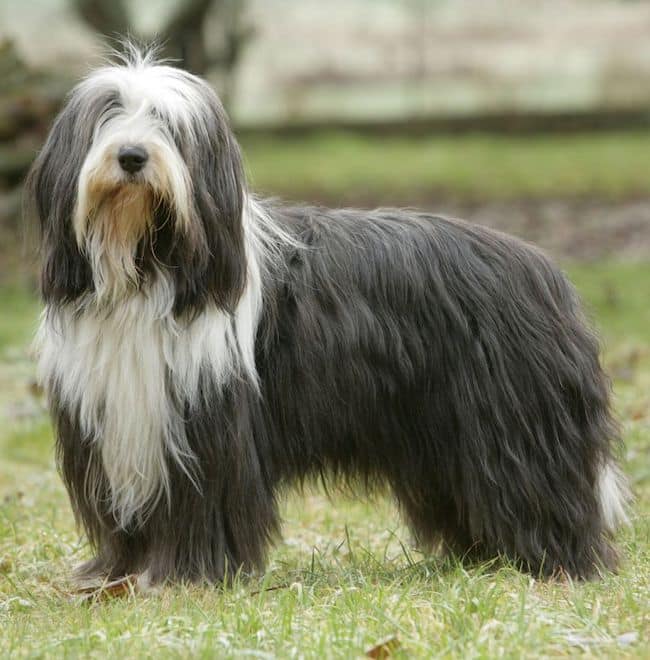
[{"xmin": 598, "ymin": 460, "xmax": 631, "ymax": 533}]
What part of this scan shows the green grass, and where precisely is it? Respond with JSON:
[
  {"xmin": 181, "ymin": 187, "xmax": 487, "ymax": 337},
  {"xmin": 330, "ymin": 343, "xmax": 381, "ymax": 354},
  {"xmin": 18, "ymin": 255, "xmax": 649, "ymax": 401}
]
[
  {"xmin": 240, "ymin": 130, "xmax": 650, "ymax": 203},
  {"xmin": 0, "ymin": 285, "xmax": 40, "ymax": 356},
  {"xmin": 0, "ymin": 263, "xmax": 648, "ymax": 658}
]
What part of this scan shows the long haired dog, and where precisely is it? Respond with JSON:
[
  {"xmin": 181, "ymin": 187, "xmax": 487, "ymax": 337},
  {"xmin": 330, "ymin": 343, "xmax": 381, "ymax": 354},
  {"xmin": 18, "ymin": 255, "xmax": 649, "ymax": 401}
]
[{"xmin": 28, "ymin": 48, "xmax": 629, "ymax": 586}]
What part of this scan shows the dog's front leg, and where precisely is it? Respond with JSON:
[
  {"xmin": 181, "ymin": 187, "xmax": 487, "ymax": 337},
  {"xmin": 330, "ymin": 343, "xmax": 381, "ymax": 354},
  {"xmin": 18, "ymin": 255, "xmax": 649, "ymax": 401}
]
[{"xmin": 132, "ymin": 382, "xmax": 281, "ymax": 586}]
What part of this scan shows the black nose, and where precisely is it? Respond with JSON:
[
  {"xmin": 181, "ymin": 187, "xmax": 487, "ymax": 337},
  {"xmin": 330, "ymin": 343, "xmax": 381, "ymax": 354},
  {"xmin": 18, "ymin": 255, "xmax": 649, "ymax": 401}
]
[{"xmin": 118, "ymin": 146, "xmax": 148, "ymax": 174}]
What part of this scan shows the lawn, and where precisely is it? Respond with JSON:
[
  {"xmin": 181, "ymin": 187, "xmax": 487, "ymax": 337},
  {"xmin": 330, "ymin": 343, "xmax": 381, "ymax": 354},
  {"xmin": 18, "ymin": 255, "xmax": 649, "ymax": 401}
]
[
  {"xmin": 0, "ymin": 259, "xmax": 648, "ymax": 658},
  {"xmin": 240, "ymin": 130, "xmax": 650, "ymax": 204}
]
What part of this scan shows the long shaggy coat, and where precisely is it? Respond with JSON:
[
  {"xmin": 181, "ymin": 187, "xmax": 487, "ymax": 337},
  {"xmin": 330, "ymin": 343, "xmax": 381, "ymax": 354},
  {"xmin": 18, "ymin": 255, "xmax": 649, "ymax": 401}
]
[{"xmin": 27, "ymin": 48, "xmax": 629, "ymax": 587}]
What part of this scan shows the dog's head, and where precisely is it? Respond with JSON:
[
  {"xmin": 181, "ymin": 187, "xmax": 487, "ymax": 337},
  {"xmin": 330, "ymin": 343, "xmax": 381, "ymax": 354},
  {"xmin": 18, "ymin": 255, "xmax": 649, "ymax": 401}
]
[{"xmin": 28, "ymin": 45, "xmax": 247, "ymax": 312}]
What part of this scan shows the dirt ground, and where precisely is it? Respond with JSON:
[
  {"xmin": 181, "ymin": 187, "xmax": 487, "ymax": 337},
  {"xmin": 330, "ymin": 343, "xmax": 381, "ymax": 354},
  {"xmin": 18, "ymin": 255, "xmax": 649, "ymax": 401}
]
[{"xmin": 439, "ymin": 197, "xmax": 650, "ymax": 261}]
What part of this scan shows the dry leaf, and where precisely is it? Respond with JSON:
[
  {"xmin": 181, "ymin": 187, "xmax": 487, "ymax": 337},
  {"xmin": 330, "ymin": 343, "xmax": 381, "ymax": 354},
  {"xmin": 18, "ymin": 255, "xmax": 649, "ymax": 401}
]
[
  {"xmin": 366, "ymin": 635, "xmax": 401, "ymax": 658},
  {"xmin": 249, "ymin": 583, "xmax": 289, "ymax": 597},
  {"xmin": 28, "ymin": 380, "xmax": 44, "ymax": 398},
  {"xmin": 75, "ymin": 574, "xmax": 139, "ymax": 602},
  {"xmin": 630, "ymin": 407, "xmax": 648, "ymax": 421}
]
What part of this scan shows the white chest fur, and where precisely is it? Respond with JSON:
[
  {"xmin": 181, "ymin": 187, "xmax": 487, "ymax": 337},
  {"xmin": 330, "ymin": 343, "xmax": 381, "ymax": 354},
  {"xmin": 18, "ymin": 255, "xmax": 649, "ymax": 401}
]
[{"xmin": 35, "ymin": 275, "xmax": 262, "ymax": 528}]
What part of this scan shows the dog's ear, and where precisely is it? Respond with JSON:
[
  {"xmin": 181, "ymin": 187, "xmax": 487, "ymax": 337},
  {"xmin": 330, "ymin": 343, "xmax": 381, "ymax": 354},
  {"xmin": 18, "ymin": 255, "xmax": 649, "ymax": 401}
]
[
  {"xmin": 169, "ymin": 86, "xmax": 248, "ymax": 316},
  {"xmin": 26, "ymin": 90, "xmax": 116, "ymax": 303}
]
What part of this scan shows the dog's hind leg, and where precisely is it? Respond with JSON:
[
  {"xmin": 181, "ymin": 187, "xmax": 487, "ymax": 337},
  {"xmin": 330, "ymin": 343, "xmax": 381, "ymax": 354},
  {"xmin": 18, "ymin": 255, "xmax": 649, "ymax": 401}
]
[
  {"xmin": 395, "ymin": 447, "xmax": 624, "ymax": 579},
  {"xmin": 436, "ymin": 390, "xmax": 625, "ymax": 579}
]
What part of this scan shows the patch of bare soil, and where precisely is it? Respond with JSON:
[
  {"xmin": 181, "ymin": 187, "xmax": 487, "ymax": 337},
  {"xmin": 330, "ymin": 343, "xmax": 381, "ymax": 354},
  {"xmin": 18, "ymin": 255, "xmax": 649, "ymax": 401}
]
[{"xmin": 429, "ymin": 197, "xmax": 650, "ymax": 261}]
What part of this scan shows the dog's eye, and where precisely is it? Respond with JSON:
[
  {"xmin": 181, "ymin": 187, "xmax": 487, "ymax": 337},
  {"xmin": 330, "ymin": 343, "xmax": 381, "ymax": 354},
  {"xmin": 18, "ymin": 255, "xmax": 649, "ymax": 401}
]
[
  {"xmin": 98, "ymin": 96, "xmax": 123, "ymax": 128},
  {"xmin": 149, "ymin": 106, "xmax": 174, "ymax": 132},
  {"xmin": 150, "ymin": 107, "xmax": 183, "ymax": 149},
  {"xmin": 102, "ymin": 96, "xmax": 123, "ymax": 115}
]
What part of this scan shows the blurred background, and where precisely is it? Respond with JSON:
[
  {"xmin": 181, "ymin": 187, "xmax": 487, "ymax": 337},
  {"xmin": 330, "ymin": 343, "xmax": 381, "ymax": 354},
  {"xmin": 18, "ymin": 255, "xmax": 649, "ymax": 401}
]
[{"xmin": 0, "ymin": 1, "xmax": 648, "ymax": 506}]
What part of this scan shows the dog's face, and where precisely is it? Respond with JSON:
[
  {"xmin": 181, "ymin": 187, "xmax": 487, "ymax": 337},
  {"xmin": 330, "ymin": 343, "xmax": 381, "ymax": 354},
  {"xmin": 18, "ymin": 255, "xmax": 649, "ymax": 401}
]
[{"xmin": 29, "ymin": 49, "xmax": 247, "ymax": 312}]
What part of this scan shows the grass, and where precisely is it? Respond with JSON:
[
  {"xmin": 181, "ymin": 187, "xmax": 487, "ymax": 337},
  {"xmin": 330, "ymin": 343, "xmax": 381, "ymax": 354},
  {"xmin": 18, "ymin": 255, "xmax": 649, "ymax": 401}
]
[
  {"xmin": 0, "ymin": 261, "xmax": 648, "ymax": 658},
  {"xmin": 240, "ymin": 130, "xmax": 650, "ymax": 203},
  {"xmin": 0, "ymin": 285, "xmax": 40, "ymax": 353}
]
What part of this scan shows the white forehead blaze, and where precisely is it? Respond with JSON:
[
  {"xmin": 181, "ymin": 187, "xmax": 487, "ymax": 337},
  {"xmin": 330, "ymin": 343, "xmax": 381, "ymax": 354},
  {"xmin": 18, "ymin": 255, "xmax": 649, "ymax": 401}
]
[{"xmin": 78, "ymin": 62, "xmax": 213, "ymax": 135}]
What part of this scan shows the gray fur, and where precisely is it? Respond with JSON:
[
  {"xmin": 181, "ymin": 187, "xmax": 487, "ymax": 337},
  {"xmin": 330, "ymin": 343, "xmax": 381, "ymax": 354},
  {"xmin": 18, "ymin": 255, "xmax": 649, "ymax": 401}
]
[{"xmin": 27, "ymin": 49, "xmax": 629, "ymax": 585}]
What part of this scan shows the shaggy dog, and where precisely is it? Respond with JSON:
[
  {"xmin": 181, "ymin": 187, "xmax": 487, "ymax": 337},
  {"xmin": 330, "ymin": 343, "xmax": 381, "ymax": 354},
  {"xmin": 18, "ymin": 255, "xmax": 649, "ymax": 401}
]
[{"xmin": 27, "ymin": 47, "xmax": 629, "ymax": 587}]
